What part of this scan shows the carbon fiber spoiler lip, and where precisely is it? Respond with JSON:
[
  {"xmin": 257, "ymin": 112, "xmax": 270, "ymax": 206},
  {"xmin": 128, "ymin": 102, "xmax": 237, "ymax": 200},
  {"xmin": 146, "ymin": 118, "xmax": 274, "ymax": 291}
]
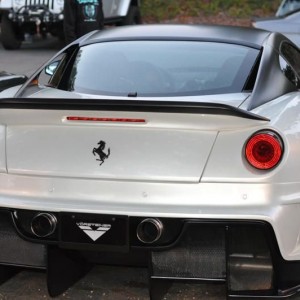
[{"xmin": 0, "ymin": 98, "xmax": 269, "ymax": 121}]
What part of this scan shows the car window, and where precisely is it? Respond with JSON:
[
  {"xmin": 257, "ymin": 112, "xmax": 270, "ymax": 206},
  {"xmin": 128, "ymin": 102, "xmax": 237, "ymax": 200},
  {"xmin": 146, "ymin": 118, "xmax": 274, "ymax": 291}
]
[
  {"xmin": 67, "ymin": 41, "xmax": 259, "ymax": 97},
  {"xmin": 276, "ymin": 0, "xmax": 300, "ymax": 17},
  {"xmin": 280, "ymin": 42, "xmax": 300, "ymax": 88},
  {"xmin": 37, "ymin": 53, "xmax": 68, "ymax": 87}
]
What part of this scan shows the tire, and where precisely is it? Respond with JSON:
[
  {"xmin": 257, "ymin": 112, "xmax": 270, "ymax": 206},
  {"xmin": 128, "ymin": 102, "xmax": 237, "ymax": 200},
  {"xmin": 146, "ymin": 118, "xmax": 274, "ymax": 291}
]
[
  {"xmin": 120, "ymin": 6, "xmax": 142, "ymax": 25},
  {"xmin": 1, "ymin": 14, "xmax": 22, "ymax": 50}
]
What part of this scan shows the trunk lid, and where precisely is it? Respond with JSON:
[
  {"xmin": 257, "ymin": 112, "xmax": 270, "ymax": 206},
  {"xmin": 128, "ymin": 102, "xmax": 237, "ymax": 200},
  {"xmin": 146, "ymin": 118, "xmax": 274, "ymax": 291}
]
[{"xmin": 5, "ymin": 99, "xmax": 268, "ymax": 183}]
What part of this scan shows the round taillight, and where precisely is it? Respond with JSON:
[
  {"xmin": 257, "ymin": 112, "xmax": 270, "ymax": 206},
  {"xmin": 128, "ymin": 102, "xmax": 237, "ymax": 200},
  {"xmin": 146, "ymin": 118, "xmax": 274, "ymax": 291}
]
[{"xmin": 245, "ymin": 131, "xmax": 283, "ymax": 170}]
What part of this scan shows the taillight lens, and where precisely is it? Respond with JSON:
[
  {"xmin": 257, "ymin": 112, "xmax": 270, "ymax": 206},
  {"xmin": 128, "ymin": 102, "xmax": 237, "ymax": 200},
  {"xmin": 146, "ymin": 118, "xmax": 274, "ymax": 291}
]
[{"xmin": 245, "ymin": 131, "xmax": 283, "ymax": 170}]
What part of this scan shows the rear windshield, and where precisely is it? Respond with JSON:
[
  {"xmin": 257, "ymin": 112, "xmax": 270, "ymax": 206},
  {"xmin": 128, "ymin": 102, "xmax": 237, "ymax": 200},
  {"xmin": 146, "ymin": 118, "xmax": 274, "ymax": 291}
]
[{"xmin": 67, "ymin": 41, "xmax": 259, "ymax": 97}]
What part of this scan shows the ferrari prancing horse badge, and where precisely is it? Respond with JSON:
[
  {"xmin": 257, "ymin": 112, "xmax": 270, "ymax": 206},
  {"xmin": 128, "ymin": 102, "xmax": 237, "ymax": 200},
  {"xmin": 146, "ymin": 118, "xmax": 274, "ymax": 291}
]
[{"xmin": 92, "ymin": 140, "xmax": 110, "ymax": 165}]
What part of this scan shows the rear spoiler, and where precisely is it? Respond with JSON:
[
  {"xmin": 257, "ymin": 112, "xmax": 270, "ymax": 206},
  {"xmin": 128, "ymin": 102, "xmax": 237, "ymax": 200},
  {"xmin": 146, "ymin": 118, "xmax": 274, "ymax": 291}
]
[
  {"xmin": 0, "ymin": 98, "xmax": 269, "ymax": 121},
  {"xmin": 0, "ymin": 72, "xmax": 27, "ymax": 92}
]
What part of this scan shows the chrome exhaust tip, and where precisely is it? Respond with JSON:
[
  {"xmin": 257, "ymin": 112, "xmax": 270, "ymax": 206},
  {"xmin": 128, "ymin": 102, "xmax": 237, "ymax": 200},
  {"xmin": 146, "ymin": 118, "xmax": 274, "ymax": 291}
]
[
  {"xmin": 137, "ymin": 218, "xmax": 163, "ymax": 244},
  {"xmin": 31, "ymin": 213, "xmax": 57, "ymax": 238}
]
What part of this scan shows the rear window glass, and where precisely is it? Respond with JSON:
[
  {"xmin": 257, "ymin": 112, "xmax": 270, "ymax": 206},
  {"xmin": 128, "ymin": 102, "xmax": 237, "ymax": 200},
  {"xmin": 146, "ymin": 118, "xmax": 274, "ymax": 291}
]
[
  {"xmin": 280, "ymin": 42, "xmax": 300, "ymax": 88},
  {"xmin": 67, "ymin": 41, "xmax": 259, "ymax": 97},
  {"xmin": 281, "ymin": 42, "xmax": 300, "ymax": 75}
]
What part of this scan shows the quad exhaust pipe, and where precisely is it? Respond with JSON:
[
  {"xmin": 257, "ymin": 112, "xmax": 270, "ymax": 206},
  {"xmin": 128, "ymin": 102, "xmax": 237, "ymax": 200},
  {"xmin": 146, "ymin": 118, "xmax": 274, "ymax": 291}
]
[
  {"xmin": 137, "ymin": 218, "xmax": 163, "ymax": 244},
  {"xmin": 31, "ymin": 213, "xmax": 57, "ymax": 238}
]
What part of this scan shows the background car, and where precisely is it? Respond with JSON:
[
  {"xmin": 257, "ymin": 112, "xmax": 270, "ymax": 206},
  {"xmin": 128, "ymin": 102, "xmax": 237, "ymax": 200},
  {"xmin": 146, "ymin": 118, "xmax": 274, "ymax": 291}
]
[
  {"xmin": 1, "ymin": 24, "xmax": 300, "ymax": 299},
  {"xmin": 276, "ymin": 0, "xmax": 300, "ymax": 17},
  {"xmin": 253, "ymin": 0, "xmax": 300, "ymax": 45},
  {"xmin": 0, "ymin": 71, "xmax": 27, "ymax": 92},
  {"xmin": 0, "ymin": 0, "xmax": 142, "ymax": 50}
]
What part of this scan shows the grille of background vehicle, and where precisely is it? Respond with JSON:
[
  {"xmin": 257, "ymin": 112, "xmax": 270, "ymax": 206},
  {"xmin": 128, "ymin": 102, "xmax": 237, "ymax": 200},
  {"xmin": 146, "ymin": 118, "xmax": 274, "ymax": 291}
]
[{"xmin": 25, "ymin": 0, "xmax": 54, "ymax": 9}]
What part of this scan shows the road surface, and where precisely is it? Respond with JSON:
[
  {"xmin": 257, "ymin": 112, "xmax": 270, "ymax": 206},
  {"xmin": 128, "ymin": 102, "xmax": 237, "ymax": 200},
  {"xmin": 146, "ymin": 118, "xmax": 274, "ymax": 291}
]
[{"xmin": 0, "ymin": 35, "xmax": 62, "ymax": 77}]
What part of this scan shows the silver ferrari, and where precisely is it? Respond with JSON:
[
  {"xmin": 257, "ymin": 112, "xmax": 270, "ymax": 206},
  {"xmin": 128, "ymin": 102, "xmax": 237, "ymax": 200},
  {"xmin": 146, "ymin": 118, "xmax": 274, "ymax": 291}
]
[{"xmin": 0, "ymin": 24, "xmax": 299, "ymax": 299}]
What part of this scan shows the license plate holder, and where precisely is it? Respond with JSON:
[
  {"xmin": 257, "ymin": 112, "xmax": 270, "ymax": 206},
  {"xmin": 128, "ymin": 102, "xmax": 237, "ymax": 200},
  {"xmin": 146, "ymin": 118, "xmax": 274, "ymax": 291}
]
[{"xmin": 59, "ymin": 213, "xmax": 129, "ymax": 251}]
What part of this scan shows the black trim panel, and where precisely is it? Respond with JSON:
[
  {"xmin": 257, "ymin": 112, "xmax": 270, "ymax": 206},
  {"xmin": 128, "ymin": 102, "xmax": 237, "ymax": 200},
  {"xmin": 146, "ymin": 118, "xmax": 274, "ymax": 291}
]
[{"xmin": 0, "ymin": 98, "xmax": 269, "ymax": 121}]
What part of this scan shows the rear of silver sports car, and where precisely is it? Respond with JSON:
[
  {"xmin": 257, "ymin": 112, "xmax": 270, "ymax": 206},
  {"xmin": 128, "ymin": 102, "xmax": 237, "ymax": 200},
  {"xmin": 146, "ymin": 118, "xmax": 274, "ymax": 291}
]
[
  {"xmin": 0, "ymin": 97, "xmax": 299, "ymax": 299},
  {"xmin": 2, "ymin": 26, "xmax": 300, "ymax": 298}
]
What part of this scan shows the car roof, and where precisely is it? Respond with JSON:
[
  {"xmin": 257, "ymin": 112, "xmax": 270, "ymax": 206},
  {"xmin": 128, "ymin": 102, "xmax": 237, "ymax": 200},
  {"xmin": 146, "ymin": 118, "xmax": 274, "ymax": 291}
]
[
  {"xmin": 17, "ymin": 24, "xmax": 295, "ymax": 112},
  {"xmin": 75, "ymin": 24, "xmax": 299, "ymax": 110},
  {"xmin": 81, "ymin": 24, "xmax": 271, "ymax": 49}
]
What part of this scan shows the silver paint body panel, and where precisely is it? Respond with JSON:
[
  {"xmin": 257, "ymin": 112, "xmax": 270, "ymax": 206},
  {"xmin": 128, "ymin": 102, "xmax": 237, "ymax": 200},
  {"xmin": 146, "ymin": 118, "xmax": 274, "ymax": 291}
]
[
  {"xmin": 0, "ymin": 25, "xmax": 300, "ymax": 266},
  {"xmin": 0, "ymin": 90, "xmax": 300, "ymax": 261}
]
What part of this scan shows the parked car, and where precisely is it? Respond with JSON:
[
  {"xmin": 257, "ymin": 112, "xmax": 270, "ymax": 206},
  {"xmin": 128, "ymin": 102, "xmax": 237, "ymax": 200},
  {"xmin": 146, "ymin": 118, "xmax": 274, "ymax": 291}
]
[
  {"xmin": 0, "ymin": 0, "xmax": 141, "ymax": 50},
  {"xmin": 0, "ymin": 71, "xmax": 27, "ymax": 92},
  {"xmin": 276, "ymin": 0, "xmax": 300, "ymax": 17},
  {"xmin": 1, "ymin": 24, "xmax": 300, "ymax": 299},
  {"xmin": 253, "ymin": 0, "xmax": 300, "ymax": 45}
]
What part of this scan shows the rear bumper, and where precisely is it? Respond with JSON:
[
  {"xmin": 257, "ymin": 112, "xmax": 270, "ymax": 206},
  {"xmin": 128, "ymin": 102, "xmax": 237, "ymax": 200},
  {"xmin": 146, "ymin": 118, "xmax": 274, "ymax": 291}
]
[{"xmin": 1, "ymin": 209, "xmax": 300, "ymax": 299}]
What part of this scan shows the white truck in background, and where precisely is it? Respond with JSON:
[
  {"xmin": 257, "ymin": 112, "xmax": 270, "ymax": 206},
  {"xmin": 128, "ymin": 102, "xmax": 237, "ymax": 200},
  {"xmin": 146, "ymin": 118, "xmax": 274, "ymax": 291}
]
[{"xmin": 0, "ymin": 0, "xmax": 142, "ymax": 50}]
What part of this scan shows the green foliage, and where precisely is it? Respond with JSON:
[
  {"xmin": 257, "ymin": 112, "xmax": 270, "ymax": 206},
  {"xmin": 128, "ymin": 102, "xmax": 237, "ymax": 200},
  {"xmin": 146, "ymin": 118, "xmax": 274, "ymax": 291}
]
[{"xmin": 141, "ymin": 0, "xmax": 282, "ymax": 21}]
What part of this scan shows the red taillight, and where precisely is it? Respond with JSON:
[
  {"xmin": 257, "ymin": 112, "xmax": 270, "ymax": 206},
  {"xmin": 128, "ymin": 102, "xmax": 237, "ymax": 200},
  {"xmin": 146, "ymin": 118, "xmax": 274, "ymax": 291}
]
[{"xmin": 245, "ymin": 131, "xmax": 283, "ymax": 170}]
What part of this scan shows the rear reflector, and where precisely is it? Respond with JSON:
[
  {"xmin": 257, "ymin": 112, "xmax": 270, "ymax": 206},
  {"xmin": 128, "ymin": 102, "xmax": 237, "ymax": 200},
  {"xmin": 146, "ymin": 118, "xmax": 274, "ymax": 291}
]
[
  {"xmin": 245, "ymin": 131, "xmax": 283, "ymax": 170},
  {"xmin": 66, "ymin": 116, "xmax": 145, "ymax": 123}
]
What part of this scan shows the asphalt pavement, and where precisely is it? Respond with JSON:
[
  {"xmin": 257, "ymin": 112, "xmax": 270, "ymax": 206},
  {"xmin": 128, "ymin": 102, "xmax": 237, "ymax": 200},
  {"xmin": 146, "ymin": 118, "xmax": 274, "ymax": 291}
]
[{"xmin": 0, "ymin": 34, "xmax": 63, "ymax": 77}]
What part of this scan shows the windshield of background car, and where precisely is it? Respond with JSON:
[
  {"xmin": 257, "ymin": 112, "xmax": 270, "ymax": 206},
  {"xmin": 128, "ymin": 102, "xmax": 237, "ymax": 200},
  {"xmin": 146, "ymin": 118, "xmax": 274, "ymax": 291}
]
[
  {"xmin": 276, "ymin": 0, "xmax": 300, "ymax": 17},
  {"xmin": 67, "ymin": 41, "xmax": 259, "ymax": 97}
]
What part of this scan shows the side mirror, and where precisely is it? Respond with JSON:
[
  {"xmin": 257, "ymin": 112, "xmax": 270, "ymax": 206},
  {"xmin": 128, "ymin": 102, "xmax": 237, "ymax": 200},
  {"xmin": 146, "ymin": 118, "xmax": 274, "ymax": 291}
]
[
  {"xmin": 0, "ymin": 71, "xmax": 28, "ymax": 92},
  {"xmin": 45, "ymin": 61, "xmax": 60, "ymax": 76}
]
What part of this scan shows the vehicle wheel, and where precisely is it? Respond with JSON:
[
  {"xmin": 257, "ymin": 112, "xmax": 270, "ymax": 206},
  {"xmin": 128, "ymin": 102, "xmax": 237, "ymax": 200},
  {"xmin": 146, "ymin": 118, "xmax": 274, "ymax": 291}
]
[
  {"xmin": 120, "ymin": 6, "xmax": 142, "ymax": 25},
  {"xmin": 1, "ymin": 14, "xmax": 22, "ymax": 50}
]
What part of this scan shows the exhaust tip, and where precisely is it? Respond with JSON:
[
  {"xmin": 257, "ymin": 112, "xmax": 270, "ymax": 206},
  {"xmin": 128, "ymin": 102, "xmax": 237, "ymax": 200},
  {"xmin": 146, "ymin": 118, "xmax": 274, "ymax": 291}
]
[
  {"xmin": 31, "ymin": 213, "xmax": 57, "ymax": 238},
  {"xmin": 137, "ymin": 218, "xmax": 163, "ymax": 244}
]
